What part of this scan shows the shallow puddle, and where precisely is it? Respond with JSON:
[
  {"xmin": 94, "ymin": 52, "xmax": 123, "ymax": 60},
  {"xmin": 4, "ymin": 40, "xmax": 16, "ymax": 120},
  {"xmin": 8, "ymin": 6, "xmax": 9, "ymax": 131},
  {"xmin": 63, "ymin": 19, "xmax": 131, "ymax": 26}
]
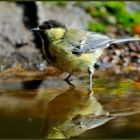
[{"xmin": 0, "ymin": 68, "xmax": 140, "ymax": 138}]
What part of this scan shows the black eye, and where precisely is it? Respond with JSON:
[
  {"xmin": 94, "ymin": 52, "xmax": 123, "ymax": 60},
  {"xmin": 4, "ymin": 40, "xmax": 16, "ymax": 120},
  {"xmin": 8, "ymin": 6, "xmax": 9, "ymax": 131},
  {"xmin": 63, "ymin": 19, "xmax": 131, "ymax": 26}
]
[{"xmin": 47, "ymin": 23, "xmax": 52, "ymax": 29}]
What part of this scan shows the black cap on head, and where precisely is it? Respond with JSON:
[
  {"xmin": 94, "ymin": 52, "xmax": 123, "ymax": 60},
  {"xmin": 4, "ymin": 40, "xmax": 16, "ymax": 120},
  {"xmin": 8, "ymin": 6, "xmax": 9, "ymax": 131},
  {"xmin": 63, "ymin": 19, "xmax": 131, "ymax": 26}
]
[{"xmin": 38, "ymin": 20, "xmax": 67, "ymax": 31}]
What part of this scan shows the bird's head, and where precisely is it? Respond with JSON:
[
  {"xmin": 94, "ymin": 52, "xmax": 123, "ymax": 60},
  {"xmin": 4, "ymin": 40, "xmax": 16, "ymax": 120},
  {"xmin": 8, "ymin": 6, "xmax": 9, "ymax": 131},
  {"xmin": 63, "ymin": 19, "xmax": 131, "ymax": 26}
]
[{"xmin": 31, "ymin": 20, "xmax": 67, "ymax": 41}]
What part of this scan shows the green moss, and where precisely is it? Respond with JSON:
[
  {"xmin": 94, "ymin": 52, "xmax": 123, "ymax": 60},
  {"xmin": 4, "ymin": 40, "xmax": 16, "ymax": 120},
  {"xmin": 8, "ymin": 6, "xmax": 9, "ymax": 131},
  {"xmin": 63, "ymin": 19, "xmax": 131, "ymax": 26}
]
[
  {"xmin": 86, "ymin": 3, "xmax": 109, "ymax": 18},
  {"xmin": 115, "ymin": 11, "xmax": 140, "ymax": 33},
  {"xmin": 104, "ymin": 2, "xmax": 126, "ymax": 14},
  {"xmin": 84, "ymin": 1, "xmax": 140, "ymax": 34},
  {"xmin": 44, "ymin": 1, "xmax": 67, "ymax": 7},
  {"xmin": 88, "ymin": 22, "xmax": 107, "ymax": 33},
  {"xmin": 55, "ymin": 1, "xmax": 67, "ymax": 7}
]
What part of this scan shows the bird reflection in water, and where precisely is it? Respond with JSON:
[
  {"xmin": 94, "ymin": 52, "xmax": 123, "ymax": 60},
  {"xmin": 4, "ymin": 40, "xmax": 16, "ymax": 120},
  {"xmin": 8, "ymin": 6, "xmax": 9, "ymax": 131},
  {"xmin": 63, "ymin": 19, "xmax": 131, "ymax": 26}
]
[
  {"xmin": 40, "ymin": 88, "xmax": 111, "ymax": 139},
  {"xmin": 39, "ymin": 87, "xmax": 140, "ymax": 139},
  {"xmin": 0, "ymin": 80, "xmax": 139, "ymax": 139}
]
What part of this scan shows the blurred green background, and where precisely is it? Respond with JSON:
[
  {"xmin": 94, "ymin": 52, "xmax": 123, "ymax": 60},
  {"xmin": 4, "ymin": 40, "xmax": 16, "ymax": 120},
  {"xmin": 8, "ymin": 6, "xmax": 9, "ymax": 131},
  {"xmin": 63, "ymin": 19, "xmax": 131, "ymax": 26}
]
[{"xmin": 46, "ymin": 1, "xmax": 140, "ymax": 35}]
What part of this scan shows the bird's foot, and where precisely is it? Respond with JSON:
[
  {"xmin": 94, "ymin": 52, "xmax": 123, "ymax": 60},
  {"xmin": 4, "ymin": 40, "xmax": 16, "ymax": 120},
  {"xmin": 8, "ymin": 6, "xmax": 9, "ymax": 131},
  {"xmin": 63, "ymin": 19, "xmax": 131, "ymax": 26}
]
[
  {"xmin": 64, "ymin": 77, "xmax": 75, "ymax": 88},
  {"xmin": 64, "ymin": 76, "xmax": 73, "ymax": 82},
  {"xmin": 64, "ymin": 73, "xmax": 75, "ymax": 88},
  {"xmin": 64, "ymin": 79, "xmax": 75, "ymax": 88},
  {"xmin": 88, "ymin": 89, "xmax": 94, "ymax": 99}
]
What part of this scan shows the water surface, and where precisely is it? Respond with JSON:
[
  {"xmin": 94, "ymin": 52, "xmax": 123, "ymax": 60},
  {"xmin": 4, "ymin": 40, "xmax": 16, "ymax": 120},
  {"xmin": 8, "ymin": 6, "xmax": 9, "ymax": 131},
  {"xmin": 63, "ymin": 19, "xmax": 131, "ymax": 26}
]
[{"xmin": 0, "ymin": 68, "xmax": 140, "ymax": 138}]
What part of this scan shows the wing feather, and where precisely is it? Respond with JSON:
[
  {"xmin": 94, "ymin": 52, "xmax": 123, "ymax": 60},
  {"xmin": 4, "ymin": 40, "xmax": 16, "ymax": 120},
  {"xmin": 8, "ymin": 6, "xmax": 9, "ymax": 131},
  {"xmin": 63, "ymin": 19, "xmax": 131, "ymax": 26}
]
[
  {"xmin": 65, "ymin": 30, "xmax": 140, "ymax": 54},
  {"xmin": 72, "ymin": 31, "xmax": 111, "ymax": 54}
]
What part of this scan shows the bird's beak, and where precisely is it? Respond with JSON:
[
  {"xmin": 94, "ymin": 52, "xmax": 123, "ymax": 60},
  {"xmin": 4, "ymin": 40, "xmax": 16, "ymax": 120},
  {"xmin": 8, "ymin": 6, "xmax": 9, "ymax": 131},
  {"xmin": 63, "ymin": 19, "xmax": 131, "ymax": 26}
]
[{"xmin": 31, "ymin": 27, "xmax": 40, "ymax": 32}]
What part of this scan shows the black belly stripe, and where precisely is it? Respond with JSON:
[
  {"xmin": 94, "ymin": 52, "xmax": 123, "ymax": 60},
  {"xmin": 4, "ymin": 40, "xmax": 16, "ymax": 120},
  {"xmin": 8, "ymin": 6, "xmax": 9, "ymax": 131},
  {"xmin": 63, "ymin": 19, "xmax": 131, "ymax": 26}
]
[{"xmin": 39, "ymin": 32, "xmax": 56, "ymax": 64}]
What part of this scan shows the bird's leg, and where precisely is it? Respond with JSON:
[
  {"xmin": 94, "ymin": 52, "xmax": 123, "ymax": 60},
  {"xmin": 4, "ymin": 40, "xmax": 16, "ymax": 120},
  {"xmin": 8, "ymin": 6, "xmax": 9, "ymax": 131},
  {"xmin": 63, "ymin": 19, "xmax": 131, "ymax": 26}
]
[
  {"xmin": 88, "ymin": 67, "xmax": 95, "ymax": 97},
  {"xmin": 64, "ymin": 72, "xmax": 75, "ymax": 87}
]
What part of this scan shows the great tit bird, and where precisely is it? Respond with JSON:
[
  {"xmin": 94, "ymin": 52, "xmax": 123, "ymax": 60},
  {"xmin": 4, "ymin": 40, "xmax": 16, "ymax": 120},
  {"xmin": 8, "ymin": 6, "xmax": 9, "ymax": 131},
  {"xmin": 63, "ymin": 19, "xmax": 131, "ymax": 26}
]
[{"xmin": 32, "ymin": 20, "xmax": 140, "ymax": 96}]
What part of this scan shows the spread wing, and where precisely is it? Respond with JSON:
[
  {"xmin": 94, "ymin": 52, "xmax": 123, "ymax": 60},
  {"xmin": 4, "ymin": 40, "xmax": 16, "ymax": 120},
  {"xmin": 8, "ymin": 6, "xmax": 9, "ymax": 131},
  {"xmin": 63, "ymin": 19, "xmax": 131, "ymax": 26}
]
[{"xmin": 65, "ymin": 30, "xmax": 140, "ymax": 55}]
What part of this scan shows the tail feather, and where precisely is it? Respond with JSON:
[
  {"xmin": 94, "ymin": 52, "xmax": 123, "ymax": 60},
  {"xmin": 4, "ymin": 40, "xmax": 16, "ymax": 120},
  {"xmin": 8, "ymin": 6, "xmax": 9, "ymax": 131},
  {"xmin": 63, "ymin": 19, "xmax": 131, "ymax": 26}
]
[{"xmin": 110, "ymin": 37, "xmax": 140, "ymax": 44}]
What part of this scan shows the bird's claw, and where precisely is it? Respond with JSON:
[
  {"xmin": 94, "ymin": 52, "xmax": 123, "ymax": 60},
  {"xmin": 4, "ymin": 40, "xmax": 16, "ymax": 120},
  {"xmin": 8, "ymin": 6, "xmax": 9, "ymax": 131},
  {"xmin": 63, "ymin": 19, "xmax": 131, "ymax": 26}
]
[{"xmin": 88, "ymin": 90, "xmax": 94, "ymax": 99}]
